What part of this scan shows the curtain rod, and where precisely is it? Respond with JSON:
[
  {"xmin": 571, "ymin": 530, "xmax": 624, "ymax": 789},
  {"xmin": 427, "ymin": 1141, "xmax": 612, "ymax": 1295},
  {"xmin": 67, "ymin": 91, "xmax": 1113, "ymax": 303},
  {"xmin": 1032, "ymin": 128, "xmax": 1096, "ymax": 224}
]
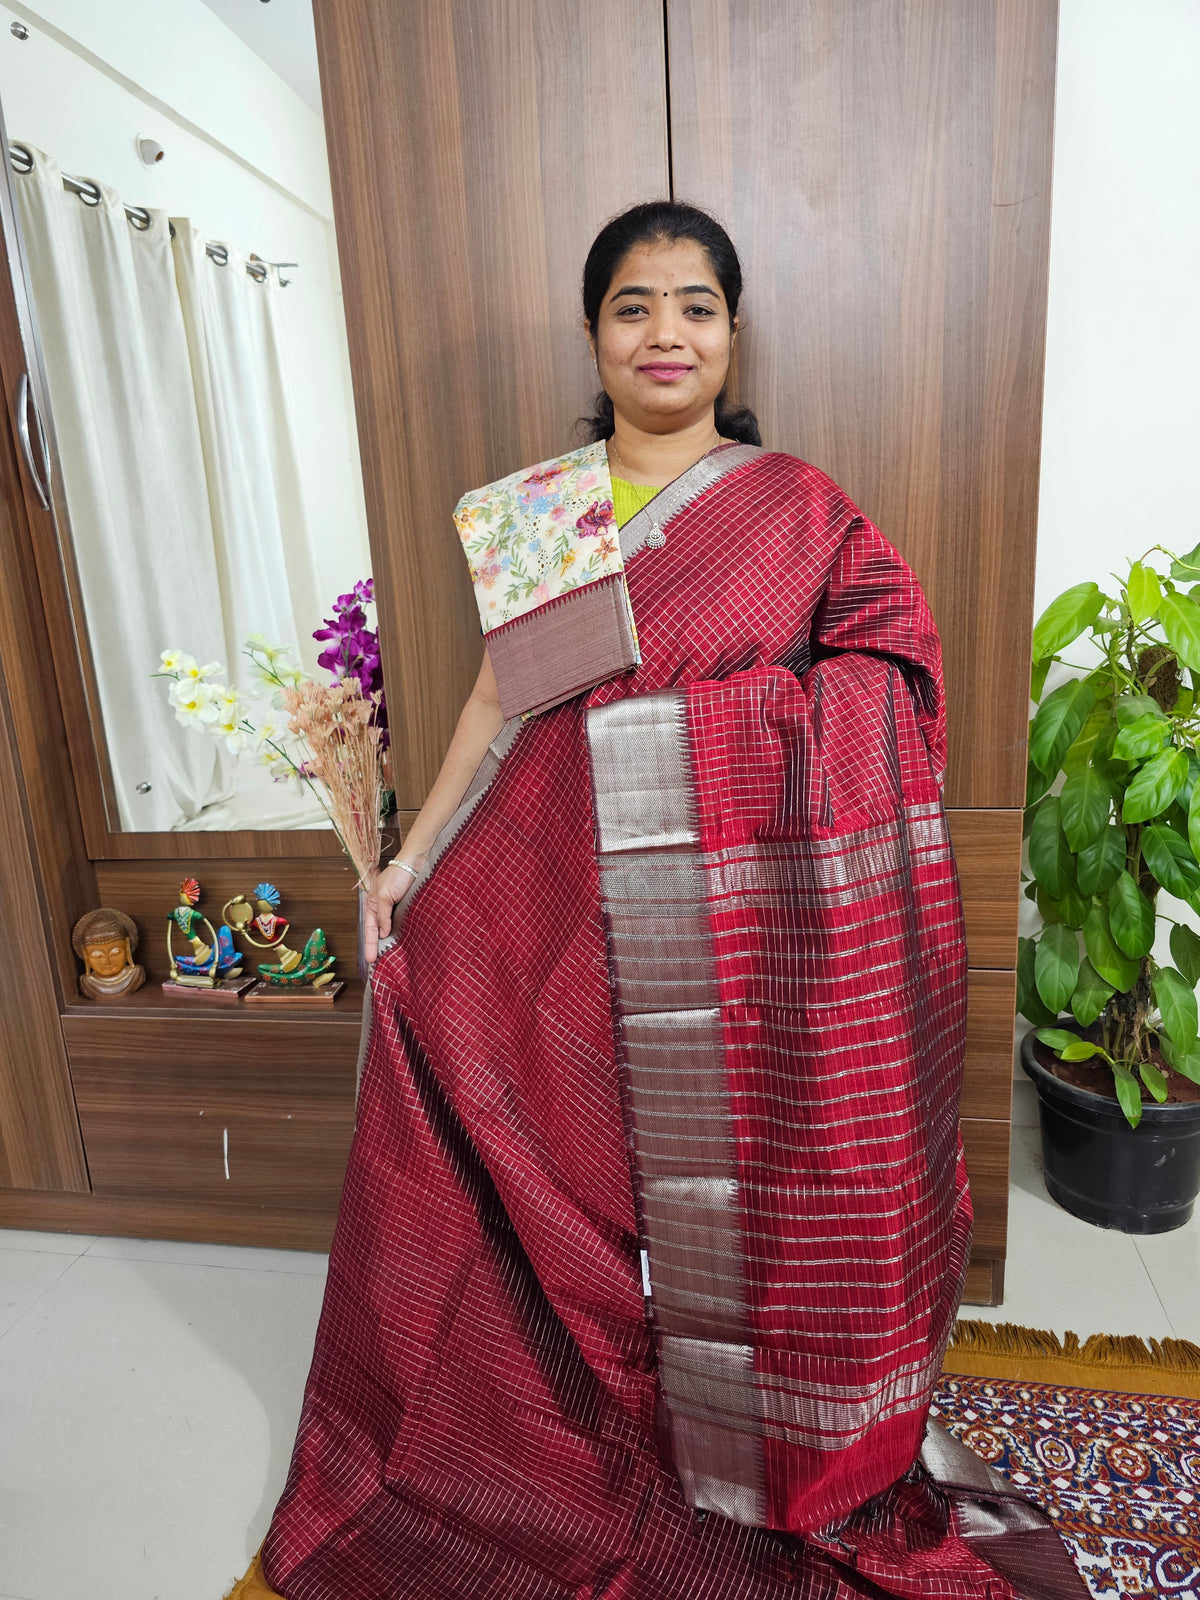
[{"xmin": 6, "ymin": 141, "xmax": 297, "ymax": 285}]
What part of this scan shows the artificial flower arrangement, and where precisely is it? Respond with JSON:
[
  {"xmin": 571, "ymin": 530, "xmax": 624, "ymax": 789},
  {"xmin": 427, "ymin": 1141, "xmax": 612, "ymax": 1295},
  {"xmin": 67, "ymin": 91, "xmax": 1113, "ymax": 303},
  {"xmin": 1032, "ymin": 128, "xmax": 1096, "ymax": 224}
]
[{"xmin": 157, "ymin": 580, "xmax": 390, "ymax": 888}]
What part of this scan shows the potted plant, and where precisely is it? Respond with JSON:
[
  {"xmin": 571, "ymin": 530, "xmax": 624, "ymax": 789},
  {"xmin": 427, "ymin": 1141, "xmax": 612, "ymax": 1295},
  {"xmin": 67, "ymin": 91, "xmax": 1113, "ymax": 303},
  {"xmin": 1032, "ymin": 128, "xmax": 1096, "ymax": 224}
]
[{"xmin": 1019, "ymin": 546, "xmax": 1200, "ymax": 1232}]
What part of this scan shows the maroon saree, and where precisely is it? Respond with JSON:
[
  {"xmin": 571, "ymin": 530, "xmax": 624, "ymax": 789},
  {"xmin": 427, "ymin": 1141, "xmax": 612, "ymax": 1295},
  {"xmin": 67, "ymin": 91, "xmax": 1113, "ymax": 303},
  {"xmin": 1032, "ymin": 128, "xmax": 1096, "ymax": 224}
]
[{"xmin": 258, "ymin": 446, "xmax": 1085, "ymax": 1599}]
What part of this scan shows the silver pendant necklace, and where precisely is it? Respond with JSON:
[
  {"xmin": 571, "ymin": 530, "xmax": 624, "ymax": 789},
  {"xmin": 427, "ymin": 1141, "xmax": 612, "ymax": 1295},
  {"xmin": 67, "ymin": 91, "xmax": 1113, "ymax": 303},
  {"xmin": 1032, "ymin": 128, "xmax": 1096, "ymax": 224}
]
[{"xmin": 608, "ymin": 431, "xmax": 720, "ymax": 549}]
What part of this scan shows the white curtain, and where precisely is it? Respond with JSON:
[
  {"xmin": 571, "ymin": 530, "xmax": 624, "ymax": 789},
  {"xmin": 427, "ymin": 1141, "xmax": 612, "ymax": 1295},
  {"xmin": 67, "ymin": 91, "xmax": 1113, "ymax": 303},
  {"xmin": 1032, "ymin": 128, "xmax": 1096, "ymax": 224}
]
[
  {"xmin": 169, "ymin": 221, "xmax": 307, "ymax": 690},
  {"xmin": 12, "ymin": 144, "xmax": 322, "ymax": 826},
  {"xmin": 12, "ymin": 146, "xmax": 232, "ymax": 830}
]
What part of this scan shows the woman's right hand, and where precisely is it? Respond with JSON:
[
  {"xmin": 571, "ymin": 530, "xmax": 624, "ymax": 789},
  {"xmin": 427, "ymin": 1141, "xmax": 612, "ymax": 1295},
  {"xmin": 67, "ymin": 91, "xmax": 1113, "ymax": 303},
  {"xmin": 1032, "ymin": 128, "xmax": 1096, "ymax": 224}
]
[{"xmin": 364, "ymin": 861, "xmax": 422, "ymax": 965}]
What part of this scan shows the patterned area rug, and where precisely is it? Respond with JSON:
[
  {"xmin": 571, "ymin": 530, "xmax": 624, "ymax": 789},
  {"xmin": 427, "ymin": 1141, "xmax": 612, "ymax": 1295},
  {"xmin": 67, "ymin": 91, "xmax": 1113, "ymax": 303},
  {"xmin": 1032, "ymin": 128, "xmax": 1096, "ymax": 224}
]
[{"xmin": 935, "ymin": 1322, "xmax": 1200, "ymax": 1600}]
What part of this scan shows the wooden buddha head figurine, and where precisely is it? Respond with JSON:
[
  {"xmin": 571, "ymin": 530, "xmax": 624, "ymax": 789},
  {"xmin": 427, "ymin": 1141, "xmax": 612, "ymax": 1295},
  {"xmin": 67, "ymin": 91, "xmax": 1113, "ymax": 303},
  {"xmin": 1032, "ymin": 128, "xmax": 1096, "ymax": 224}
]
[{"xmin": 72, "ymin": 907, "xmax": 145, "ymax": 1002}]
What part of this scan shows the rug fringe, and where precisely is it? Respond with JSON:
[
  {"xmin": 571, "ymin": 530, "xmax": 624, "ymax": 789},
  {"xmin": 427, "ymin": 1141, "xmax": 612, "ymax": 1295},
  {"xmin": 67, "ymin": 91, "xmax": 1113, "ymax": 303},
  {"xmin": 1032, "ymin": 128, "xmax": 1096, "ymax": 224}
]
[
  {"xmin": 950, "ymin": 1319, "xmax": 1200, "ymax": 1372},
  {"xmin": 944, "ymin": 1320, "xmax": 1200, "ymax": 1396}
]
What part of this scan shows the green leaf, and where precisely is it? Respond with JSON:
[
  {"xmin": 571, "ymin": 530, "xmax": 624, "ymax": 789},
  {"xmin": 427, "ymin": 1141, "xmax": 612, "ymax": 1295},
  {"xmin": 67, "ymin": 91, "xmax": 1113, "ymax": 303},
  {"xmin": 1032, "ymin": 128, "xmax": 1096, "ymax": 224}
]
[
  {"xmin": 1176, "ymin": 686, "xmax": 1196, "ymax": 717},
  {"xmin": 1018, "ymin": 938, "xmax": 1057, "ymax": 1026},
  {"xmin": 1122, "ymin": 747, "xmax": 1189, "ymax": 823},
  {"xmin": 1182, "ymin": 750, "xmax": 1200, "ymax": 812},
  {"xmin": 1063, "ymin": 706, "xmax": 1115, "ymax": 776},
  {"xmin": 1090, "ymin": 720, "xmax": 1127, "ymax": 776},
  {"xmin": 1084, "ymin": 902, "xmax": 1141, "ymax": 990},
  {"xmin": 1060, "ymin": 1040, "xmax": 1104, "ymax": 1061},
  {"xmin": 1114, "ymin": 696, "xmax": 1165, "ymax": 726},
  {"xmin": 1112, "ymin": 1062, "xmax": 1143, "ymax": 1128},
  {"xmin": 1035, "ymin": 1027, "xmax": 1079, "ymax": 1053},
  {"xmin": 1035, "ymin": 924, "xmax": 1081, "ymax": 1013},
  {"xmin": 1140, "ymin": 822, "xmax": 1200, "ymax": 900},
  {"xmin": 1112, "ymin": 713, "xmax": 1170, "ymax": 763},
  {"xmin": 1188, "ymin": 782, "xmax": 1200, "ymax": 869},
  {"xmin": 1030, "ymin": 657, "xmax": 1053, "ymax": 703},
  {"xmin": 1170, "ymin": 922, "xmax": 1200, "ymax": 988},
  {"xmin": 1159, "ymin": 591, "xmax": 1200, "ymax": 670},
  {"xmin": 1032, "ymin": 583, "xmax": 1105, "ymax": 659},
  {"xmin": 1057, "ymin": 884, "xmax": 1091, "ymax": 930},
  {"xmin": 1169, "ymin": 541, "xmax": 1200, "ymax": 583},
  {"xmin": 1070, "ymin": 957, "xmax": 1114, "ymax": 1026},
  {"xmin": 1140, "ymin": 1060, "xmax": 1169, "ymax": 1102},
  {"xmin": 1038, "ymin": 884, "xmax": 1089, "ymax": 931},
  {"xmin": 1028, "ymin": 797, "xmax": 1073, "ymax": 899},
  {"xmin": 1029, "ymin": 678, "xmax": 1097, "ymax": 776},
  {"xmin": 1059, "ymin": 765, "xmax": 1113, "ymax": 850},
  {"xmin": 1076, "ymin": 824, "xmax": 1126, "ymax": 897},
  {"xmin": 1025, "ymin": 759, "xmax": 1052, "ymax": 807},
  {"xmin": 1155, "ymin": 966, "xmax": 1199, "ymax": 1050},
  {"xmin": 1109, "ymin": 871, "xmax": 1156, "ymax": 957},
  {"xmin": 1127, "ymin": 562, "xmax": 1163, "ymax": 624},
  {"xmin": 1167, "ymin": 1046, "xmax": 1200, "ymax": 1086}
]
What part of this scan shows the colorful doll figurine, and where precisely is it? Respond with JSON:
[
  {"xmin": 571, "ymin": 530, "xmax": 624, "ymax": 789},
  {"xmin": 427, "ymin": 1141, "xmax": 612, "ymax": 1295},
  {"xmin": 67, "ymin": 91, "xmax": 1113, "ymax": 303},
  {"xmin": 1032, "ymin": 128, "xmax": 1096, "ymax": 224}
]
[
  {"xmin": 72, "ymin": 907, "xmax": 145, "ymax": 1001},
  {"xmin": 167, "ymin": 878, "xmax": 217, "ymax": 986},
  {"xmin": 170, "ymin": 879, "xmax": 244, "ymax": 983},
  {"xmin": 255, "ymin": 927, "xmax": 337, "ymax": 989},
  {"xmin": 221, "ymin": 883, "xmax": 301, "ymax": 973},
  {"xmin": 226, "ymin": 882, "xmax": 341, "ymax": 999}
]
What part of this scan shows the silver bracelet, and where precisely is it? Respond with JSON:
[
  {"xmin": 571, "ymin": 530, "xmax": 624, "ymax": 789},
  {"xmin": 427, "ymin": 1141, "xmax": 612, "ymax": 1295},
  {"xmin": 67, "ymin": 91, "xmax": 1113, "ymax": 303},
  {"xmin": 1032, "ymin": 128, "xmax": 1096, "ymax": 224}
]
[{"xmin": 390, "ymin": 859, "xmax": 420, "ymax": 880}]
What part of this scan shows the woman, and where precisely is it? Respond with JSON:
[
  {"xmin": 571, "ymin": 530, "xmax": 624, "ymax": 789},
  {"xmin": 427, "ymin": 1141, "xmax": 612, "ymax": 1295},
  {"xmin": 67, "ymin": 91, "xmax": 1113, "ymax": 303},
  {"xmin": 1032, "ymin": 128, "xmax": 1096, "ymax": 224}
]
[{"xmin": 232, "ymin": 203, "xmax": 1084, "ymax": 1599}]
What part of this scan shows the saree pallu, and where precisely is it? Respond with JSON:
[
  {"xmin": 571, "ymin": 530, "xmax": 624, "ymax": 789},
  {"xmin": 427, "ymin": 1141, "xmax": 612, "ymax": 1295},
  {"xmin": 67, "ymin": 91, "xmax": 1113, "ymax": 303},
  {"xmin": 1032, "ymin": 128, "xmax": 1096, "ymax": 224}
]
[{"xmin": 257, "ymin": 447, "xmax": 1086, "ymax": 1600}]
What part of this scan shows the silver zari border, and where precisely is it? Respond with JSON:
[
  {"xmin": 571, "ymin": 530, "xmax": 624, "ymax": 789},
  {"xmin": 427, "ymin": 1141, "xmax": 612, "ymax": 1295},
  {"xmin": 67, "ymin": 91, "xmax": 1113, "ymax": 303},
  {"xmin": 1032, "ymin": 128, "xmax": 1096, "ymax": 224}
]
[{"xmin": 586, "ymin": 689, "xmax": 767, "ymax": 1526}]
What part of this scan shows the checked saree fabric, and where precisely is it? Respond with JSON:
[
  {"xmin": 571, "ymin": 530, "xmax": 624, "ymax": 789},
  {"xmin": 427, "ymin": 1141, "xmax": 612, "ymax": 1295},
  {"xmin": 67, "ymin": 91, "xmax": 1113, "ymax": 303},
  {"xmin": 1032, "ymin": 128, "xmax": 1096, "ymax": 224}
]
[{"xmin": 258, "ymin": 447, "xmax": 1087, "ymax": 1599}]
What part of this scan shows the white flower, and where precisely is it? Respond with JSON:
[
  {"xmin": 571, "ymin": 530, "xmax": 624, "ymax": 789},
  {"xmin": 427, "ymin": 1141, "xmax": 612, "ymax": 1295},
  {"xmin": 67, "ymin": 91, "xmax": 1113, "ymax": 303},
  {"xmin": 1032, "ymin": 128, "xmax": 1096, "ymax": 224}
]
[
  {"xmin": 176, "ymin": 656, "xmax": 222, "ymax": 685},
  {"xmin": 159, "ymin": 647, "xmax": 188, "ymax": 671},
  {"xmin": 259, "ymin": 747, "xmax": 304, "ymax": 789},
  {"xmin": 214, "ymin": 685, "xmax": 243, "ymax": 720},
  {"xmin": 218, "ymin": 719, "xmax": 249, "ymax": 754},
  {"xmin": 172, "ymin": 682, "xmax": 221, "ymax": 727}
]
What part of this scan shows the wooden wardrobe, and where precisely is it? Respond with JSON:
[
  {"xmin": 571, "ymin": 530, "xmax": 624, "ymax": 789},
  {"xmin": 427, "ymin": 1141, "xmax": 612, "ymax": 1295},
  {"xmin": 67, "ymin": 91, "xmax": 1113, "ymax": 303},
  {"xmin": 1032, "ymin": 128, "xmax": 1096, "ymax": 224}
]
[{"xmin": 0, "ymin": 0, "xmax": 1057, "ymax": 1303}]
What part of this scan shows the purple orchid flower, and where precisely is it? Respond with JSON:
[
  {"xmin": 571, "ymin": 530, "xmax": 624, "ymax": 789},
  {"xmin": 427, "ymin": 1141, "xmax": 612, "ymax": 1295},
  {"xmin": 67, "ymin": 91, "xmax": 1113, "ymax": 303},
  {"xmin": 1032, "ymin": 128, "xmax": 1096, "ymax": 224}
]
[{"xmin": 313, "ymin": 578, "xmax": 389, "ymax": 744}]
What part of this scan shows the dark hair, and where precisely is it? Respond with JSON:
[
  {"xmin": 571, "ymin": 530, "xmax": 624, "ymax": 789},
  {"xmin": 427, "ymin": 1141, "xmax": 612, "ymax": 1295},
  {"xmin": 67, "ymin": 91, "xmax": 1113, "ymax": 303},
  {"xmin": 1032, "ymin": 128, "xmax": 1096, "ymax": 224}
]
[{"xmin": 579, "ymin": 200, "xmax": 761, "ymax": 446}]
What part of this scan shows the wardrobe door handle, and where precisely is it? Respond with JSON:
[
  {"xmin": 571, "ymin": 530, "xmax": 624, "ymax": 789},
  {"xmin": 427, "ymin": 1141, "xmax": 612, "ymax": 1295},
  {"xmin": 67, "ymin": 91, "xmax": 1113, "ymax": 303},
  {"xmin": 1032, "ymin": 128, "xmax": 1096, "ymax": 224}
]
[{"xmin": 16, "ymin": 370, "xmax": 50, "ymax": 510}]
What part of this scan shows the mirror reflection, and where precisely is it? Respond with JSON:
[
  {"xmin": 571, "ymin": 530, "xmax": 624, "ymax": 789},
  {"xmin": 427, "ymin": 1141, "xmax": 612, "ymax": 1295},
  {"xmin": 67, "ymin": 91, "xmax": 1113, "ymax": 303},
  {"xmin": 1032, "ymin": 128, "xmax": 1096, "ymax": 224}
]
[{"xmin": 0, "ymin": 0, "xmax": 370, "ymax": 830}]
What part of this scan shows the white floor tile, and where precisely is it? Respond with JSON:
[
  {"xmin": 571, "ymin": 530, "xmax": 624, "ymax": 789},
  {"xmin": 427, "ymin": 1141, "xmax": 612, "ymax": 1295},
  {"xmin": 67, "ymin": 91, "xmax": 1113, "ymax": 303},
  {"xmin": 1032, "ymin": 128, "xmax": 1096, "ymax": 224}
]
[
  {"xmin": 84, "ymin": 1234, "xmax": 329, "ymax": 1276},
  {"xmin": 1131, "ymin": 1221, "xmax": 1200, "ymax": 1341},
  {"xmin": 0, "ymin": 1252, "xmax": 325, "ymax": 1600},
  {"xmin": 973, "ymin": 1125, "xmax": 1176, "ymax": 1339},
  {"xmin": 0, "ymin": 1248, "xmax": 79, "ymax": 1340},
  {"xmin": 0, "ymin": 1227, "xmax": 99, "ymax": 1255}
]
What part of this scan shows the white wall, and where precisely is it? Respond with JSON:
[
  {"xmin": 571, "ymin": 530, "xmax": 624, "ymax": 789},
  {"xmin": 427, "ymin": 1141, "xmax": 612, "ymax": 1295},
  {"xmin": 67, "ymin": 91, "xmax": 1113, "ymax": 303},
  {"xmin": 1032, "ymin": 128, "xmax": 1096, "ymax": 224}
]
[
  {"xmin": 1034, "ymin": 0, "xmax": 1200, "ymax": 620},
  {"xmin": 0, "ymin": 0, "xmax": 371, "ymax": 670}
]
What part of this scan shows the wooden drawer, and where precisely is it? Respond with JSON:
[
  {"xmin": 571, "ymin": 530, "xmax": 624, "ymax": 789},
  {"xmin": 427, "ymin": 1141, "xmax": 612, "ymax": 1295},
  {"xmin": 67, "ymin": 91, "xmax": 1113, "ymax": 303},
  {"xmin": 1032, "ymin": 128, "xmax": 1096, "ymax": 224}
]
[
  {"xmin": 962, "ymin": 969, "xmax": 1017, "ymax": 1121},
  {"xmin": 947, "ymin": 810, "xmax": 1021, "ymax": 968},
  {"xmin": 959, "ymin": 1115, "xmax": 1010, "ymax": 1256},
  {"xmin": 65, "ymin": 1013, "xmax": 359, "ymax": 1213}
]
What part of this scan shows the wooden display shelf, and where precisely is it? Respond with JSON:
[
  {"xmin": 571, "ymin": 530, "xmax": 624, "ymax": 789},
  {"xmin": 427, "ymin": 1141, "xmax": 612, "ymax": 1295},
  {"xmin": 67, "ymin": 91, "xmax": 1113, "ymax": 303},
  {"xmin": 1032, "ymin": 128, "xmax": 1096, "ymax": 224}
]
[{"xmin": 62, "ymin": 978, "xmax": 364, "ymax": 1021}]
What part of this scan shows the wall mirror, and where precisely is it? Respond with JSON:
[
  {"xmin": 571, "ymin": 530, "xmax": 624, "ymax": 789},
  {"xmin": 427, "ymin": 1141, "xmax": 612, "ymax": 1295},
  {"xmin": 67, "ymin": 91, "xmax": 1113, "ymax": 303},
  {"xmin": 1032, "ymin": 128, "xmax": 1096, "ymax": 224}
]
[{"xmin": 0, "ymin": 0, "xmax": 371, "ymax": 839}]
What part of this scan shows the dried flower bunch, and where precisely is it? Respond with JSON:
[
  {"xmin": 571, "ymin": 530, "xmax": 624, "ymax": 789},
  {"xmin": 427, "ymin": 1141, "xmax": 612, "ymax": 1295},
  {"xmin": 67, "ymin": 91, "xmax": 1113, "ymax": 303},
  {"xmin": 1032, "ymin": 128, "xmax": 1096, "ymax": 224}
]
[
  {"xmin": 157, "ymin": 585, "xmax": 389, "ymax": 888},
  {"xmin": 279, "ymin": 676, "xmax": 385, "ymax": 888}
]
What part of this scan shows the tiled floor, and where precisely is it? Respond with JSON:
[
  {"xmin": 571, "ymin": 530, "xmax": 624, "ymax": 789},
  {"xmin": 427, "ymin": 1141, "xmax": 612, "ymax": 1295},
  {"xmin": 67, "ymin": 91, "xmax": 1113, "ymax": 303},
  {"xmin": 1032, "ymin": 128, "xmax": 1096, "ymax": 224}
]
[{"xmin": 1, "ymin": 1114, "xmax": 1197, "ymax": 1600}]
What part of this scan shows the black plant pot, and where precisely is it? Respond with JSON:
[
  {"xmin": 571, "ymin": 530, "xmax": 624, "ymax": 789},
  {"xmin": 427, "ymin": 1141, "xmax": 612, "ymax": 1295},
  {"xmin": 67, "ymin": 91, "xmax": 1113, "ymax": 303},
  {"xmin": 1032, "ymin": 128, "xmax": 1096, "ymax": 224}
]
[{"xmin": 1021, "ymin": 1030, "xmax": 1200, "ymax": 1233}]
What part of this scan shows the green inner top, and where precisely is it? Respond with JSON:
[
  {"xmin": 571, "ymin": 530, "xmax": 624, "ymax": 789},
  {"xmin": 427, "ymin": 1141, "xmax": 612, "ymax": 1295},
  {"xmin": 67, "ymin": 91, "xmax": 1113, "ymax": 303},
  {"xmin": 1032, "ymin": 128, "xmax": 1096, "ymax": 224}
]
[{"xmin": 611, "ymin": 476, "xmax": 661, "ymax": 529}]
